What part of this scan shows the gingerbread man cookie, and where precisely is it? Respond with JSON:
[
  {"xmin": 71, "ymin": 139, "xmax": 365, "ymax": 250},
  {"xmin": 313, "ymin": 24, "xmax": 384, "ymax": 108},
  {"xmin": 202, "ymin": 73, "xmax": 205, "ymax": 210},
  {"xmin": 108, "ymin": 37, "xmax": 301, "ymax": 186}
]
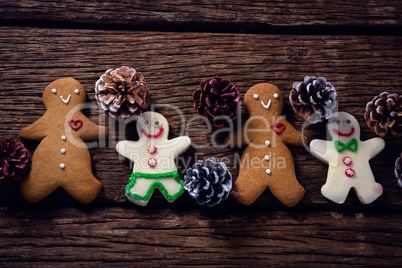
[
  {"xmin": 310, "ymin": 112, "xmax": 385, "ymax": 204},
  {"xmin": 19, "ymin": 78, "xmax": 108, "ymax": 204},
  {"xmin": 226, "ymin": 83, "xmax": 307, "ymax": 207},
  {"xmin": 116, "ymin": 111, "xmax": 191, "ymax": 206}
]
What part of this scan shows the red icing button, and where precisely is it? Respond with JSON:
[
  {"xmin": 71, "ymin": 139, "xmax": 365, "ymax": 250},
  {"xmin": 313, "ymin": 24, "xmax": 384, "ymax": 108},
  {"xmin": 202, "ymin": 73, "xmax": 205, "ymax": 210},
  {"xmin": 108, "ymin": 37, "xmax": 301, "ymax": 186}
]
[
  {"xmin": 345, "ymin": 168, "xmax": 355, "ymax": 177},
  {"xmin": 148, "ymin": 145, "xmax": 157, "ymax": 154},
  {"xmin": 343, "ymin": 156, "xmax": 352, "ymax": 166},
  {"xmin": 148, "ymin": 158, "xmax": 157, "ymax": 168}
]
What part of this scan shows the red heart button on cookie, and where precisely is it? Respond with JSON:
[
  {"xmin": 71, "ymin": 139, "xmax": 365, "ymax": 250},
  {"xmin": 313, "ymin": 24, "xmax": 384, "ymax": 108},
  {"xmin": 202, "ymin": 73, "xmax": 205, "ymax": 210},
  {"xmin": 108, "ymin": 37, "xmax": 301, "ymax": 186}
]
[
  {"xmin": 271, "ymin": 123, "xmax": 285, "ymax": 135},
  {"xmin": 68, "ymin": 119, "xmax": 83, "ymax": 131}
]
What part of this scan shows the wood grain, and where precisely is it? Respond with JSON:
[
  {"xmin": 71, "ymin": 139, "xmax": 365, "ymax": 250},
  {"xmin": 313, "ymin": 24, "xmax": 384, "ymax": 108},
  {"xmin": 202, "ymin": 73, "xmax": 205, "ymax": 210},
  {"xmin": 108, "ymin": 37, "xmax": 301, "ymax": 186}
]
[
  {"xmin": 0, "ymin": 27, "xmax": 401, "ymax": 210},
  {"xmin": 0, "ymin": 0, "xmax": 401, "ymax": 31},
  {"xmin": 0, "ymin": 206, "xmax": 401, "ymax": 266}
]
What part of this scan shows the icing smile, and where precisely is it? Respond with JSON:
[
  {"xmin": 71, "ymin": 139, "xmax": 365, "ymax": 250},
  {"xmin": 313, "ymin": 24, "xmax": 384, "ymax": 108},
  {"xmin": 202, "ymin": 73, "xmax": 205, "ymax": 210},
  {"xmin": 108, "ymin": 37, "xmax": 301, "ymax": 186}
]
[
  {"xmin": 333, "ymin": 127, "xmax": 355, "ymax": 137},
  {"xmin": 142, "ymin": 127, "xmax": 164, "ymax": 138},
  {"xmin": 261, "ymin": 99, "xmax": 271, "ymax": 110},
  {"xmin": 60, "ymin": 95, "xmax": 71, "ymax": 104}
]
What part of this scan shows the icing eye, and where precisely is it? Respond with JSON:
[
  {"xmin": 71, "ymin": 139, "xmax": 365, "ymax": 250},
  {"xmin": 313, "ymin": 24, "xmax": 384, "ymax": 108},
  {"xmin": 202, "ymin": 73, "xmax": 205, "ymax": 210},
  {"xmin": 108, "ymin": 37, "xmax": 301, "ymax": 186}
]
[
  {"xmin": 345, "ymin": 119, "xmax": 352, "ymax": 126},
  {"xmin": 144, "ymin": 120, "xmax": 149, "ymax": 126},
  {"xmin": 273, "ymin": 93, "xmax": 279, "ymax": 99},
  {"xmin": 335, "ymin": 120, "xmax": 341, "ymax": 125},
  {"xmin": 74, "ymin": 89, "xmax": 79, "ymax": 94},
  {"xmin": 253, "ymin": 94, "xmax": 259, "ymax": 99},
  {"xmin": 52, "ymin": 88, "xmax": 57, "ymax": 94},
  {"xmin": 154, "ymin": 120, "xmax": 160, "ymax": 126}
]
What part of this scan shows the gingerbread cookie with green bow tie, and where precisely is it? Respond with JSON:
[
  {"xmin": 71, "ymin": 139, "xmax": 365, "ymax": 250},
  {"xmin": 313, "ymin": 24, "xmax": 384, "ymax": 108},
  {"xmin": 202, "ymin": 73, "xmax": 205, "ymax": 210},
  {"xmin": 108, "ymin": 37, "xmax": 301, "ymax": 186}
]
[{"xmin": 310, "ymin": 112, "xmax": 385, "ymax": 204}]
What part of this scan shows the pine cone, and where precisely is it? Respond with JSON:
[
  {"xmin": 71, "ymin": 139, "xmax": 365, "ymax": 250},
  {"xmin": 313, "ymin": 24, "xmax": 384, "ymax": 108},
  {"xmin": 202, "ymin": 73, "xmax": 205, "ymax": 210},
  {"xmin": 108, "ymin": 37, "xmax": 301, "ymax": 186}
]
[
  {"xmin": 95, "ymin": 66, "xmax": 150, "ymax": 119},
  {"xmin": 364, "ymin": 92, "xmax": 401, "ymax": 138},
  {"xmin": 290, "ymin": 76, "xmax": 337, "ymax": 123},
  {"xmin": 193, "ymin": 76, "xmax": 240, "ymax": 128},
  {"xmin": 396, "ymin": 153, "xmax": 402, "ymax": 188},
  {"xmin": 184, "ymin": 158, "xmax": 232, "ymax": 207},
  {"xmin": 0, "ymin": 139, "xmax": 29, "ymax": 186}
]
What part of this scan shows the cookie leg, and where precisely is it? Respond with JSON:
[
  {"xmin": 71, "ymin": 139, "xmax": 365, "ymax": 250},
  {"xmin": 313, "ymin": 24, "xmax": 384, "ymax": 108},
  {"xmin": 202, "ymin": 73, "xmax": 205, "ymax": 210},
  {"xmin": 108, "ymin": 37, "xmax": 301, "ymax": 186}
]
[
  {"xmin": 19, "ymin": 172, "xmax": 60, "ymax": 203},
  {"xmin": 126, "ymin": 177, "xmax": 156, "ymax": 206},
  {"xmin": 353, "ymin": 181, "xmax": 383, "ymax": 204},
  {"xmin": 61, "ymin": 175, "xmax": 102, "ymax": 204},
  {"xmin": 231, "ymin": 169, "xmax": 268, "ymax": 206},
  {"xmin": 321, "ymin": 177, "xmax": 351, "ymax": 204},
  {"xmin": 157, "ymin": 177, "xmax": 184, "ymax": 203},
  {"xmin": 267, "ymin": 168, "xmax": 305, "ymax": 207}
]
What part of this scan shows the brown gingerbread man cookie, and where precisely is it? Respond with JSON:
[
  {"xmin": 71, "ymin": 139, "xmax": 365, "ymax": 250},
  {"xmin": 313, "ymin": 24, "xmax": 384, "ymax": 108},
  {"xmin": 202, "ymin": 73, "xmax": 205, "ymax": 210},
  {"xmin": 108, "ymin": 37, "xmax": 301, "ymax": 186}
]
[
  {"xmin": 226, "ymin": 83, "xmax": 307, "ymax": 207},
  {"xmin": 19, "ymin": 77, "xmax": 108, "ymax": 204}
]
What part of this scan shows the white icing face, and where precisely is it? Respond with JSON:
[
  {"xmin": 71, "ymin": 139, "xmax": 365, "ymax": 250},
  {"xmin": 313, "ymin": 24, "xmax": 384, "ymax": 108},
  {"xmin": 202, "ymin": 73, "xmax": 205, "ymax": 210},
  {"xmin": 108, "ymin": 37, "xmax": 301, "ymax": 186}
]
[
  {"xmin": 252, "ymin": 93, "xmax": 279, "ymax": 110},
  {"xmin": 327, "ymin": 112, "xmax": 360, "ymax": 140},
  {"xmin": 137, "ymin": 111, "xmax": 169, "ymax": 140}
]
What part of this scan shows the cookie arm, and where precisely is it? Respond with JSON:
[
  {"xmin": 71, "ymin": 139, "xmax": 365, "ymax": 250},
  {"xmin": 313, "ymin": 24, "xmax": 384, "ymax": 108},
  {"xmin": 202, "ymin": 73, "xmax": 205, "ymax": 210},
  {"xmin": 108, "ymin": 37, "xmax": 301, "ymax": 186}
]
[
  {"xmin": 116, "ymin": 140, "xmax": 139, "ymax": 160},
  {"xmin": 277, "ymin": 117, "xmax": 308, "ymax": 146},
  {"xmin": 310, "ymin": 139, "xmax": 330, "ymax": 162},
  {"xmin": 19, "ymin": 116, "xmax": 48, "ymax": 140},
  {"xmin": 168, "ymin": 136, "xmax": 191, "ymax": 156},
  {"xmin": 364, "ymin": 137, "xmax": 385, "ymax": 158},
  {"xmin": 78, "ymin": 116, "xmax": 108, "ymax": 141}
]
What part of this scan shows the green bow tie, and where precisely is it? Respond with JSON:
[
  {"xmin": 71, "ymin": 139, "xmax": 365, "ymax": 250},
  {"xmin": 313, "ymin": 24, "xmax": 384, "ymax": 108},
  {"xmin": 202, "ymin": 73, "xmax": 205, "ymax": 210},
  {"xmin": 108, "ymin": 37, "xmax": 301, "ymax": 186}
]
[{"xmin": 334, "ymin": 139, "xmax": 358, "ymax": 153}]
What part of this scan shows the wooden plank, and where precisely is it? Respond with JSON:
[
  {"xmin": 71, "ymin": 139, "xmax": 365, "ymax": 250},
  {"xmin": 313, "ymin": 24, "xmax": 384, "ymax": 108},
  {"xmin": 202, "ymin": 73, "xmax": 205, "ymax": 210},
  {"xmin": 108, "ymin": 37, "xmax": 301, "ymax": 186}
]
[
  {"xmin": 0, "ymin": 27, "xmax": 401, "ymax": 209},
  {"xmin": 0, "ymin": 207, "xmax": 401, "ymax": 266},
  {"xmin": 0, "ymin": 0, "xmax": 401, "ymax": 29}
]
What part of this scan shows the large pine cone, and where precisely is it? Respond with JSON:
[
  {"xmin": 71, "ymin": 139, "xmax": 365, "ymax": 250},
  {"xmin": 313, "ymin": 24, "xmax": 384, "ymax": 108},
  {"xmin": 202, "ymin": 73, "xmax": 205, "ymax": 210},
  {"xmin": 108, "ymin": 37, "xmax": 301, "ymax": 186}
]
[
  {"xmin": 184, "ymin": 158, "xmax": 232, "ymax": 207},
  {"xmin": 193, "ymin": 76, "xmax": 240, "ymax": 128},
  {"xmin": 95, "ymin": 66, "xmax": 150, "ymax": 119},
  {"xmin": 290, "ymin": 76, "xmax": 337, "ymax": 123},
  {"xmin": 364, "ymin": 92, "xmax": 401, "ymax": 138},
  {"xmin": 396, "ymin": 153, "xmax": 402, "ymax": 188},
  {"xmin": 0, "ymin": 139, "xmax": 29, "ymax": 186}
]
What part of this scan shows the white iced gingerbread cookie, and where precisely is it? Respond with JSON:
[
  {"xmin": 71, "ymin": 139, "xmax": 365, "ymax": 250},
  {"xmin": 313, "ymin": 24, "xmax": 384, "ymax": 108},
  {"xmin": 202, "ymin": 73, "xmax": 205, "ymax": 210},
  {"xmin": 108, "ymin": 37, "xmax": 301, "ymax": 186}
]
[
  {"xmin": 310, "ymin": 112, "xmax": 385, "ymax": 204},
  {"xmin": 116, "ymin": 111, "xmax": 191, "ymax": 206}
]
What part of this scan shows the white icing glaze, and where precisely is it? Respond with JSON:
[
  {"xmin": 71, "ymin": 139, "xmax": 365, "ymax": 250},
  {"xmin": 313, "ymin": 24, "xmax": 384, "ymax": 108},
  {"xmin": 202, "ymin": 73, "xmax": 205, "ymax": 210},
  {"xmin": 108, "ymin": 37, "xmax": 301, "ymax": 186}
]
[
  {"xmin": 261, "ymin": 99, "xmax": 271, "ymax": 110},
  {"xmin": 265, "ymin": 140, "xmax": 270, "ymax": 146},
  {"xmin": 273, "ymin": 93, "xmax": 279, "ymax": 99},
  {"xmin": 52, "ymin": 88, "xmax": 57, "ymax": 94},
  {"xmin": 61, "ymin": 148, "xmax": 66, "ymax": 154},
  {"xmin": 116, "ymin": 111, "xmax": 191, "ymax": 205},
  {"xmin": 253, "ymin": 94, "xmax": 259, "ymax": 99},
  {"xmin": 60, "ymin": 163, "xmax": 65, "ymax": 169},
  {"xmin": 74, "ymin": 89, "xmax": 79, "ymax": 94},
  {"xmin": 310, "ymin": 112, "xmax": 385, "ymax": 204},
  {"xmin": 266, "ymin": 169, "xmax": 271, "ymax": 175},
  {"xmin": 61, "ymin": 135, "xmax": 66, "ymax": 141},
  {"xmin": 264, "ymin": 155, "xmax": 270, "ymax": 160},
  {"xmin": 60, "ymin": 94, "xmax": 71, "ymax": 104}
]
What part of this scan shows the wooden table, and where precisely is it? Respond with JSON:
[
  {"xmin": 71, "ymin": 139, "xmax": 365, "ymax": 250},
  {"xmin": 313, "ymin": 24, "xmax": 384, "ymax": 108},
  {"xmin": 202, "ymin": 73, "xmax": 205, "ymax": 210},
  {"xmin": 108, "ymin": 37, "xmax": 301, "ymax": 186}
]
[{"xmin": 0, "ymin": 1, "xmax": 401, "ymax": 266}]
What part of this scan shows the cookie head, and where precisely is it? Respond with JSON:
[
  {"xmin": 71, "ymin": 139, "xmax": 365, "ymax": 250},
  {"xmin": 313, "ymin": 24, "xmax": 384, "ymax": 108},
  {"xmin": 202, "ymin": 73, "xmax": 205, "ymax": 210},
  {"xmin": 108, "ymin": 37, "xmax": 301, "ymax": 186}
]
[
  {"xmin": 43, "ymin": 77, "xmax": 87, "ymax": 110},
  {"xmin": 244, "ymin": 83, "xmax": 284, "ymax": 116},
  {"xmin": 137, "ymin": 111, "xmax": 169, "ymax": 140},
  {"xmin": 328, "ymin": 112, "xmax": 360, "ymax": 140}
]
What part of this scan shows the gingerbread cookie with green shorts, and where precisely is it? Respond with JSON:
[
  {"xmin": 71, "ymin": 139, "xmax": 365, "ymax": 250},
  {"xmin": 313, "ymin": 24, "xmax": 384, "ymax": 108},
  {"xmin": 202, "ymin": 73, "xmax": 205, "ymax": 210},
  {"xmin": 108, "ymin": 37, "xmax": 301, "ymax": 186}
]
[{"xmin": 116, "ymin": 111, "xmax": 191, "ymax": 206}]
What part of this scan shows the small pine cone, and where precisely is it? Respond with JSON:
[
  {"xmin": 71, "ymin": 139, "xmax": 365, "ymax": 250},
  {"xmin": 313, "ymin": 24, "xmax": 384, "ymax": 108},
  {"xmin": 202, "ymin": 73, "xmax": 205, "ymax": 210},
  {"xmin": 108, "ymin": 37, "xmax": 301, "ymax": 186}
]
[
  {"xmin": 395, "ymin": 152, "xmax": 402, "ymax": 187},
  {"xmin": 184, "ymin": 158, "xmax": 232, "ymax": 207},
  {"xmin": 0, "ymin": 139, "xmax": 29, "ymax": 186},
  {"xmin": 396, "ymin": 153, "xmax": 402, "ymax": 188},
  {"xmin": 95, "ymin": 66, "xmax": 150, "ymax": 120},
  {"xmin": 364, "ymin": 92, "xmax": 401, "ymax": 138},
  {"xmin": 193, "ymin": 76, "xmax": 240, "ymax": 128},
  {"xmin": 290, "ymin": 76, "xmax": 337, "ymax": 123}
]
